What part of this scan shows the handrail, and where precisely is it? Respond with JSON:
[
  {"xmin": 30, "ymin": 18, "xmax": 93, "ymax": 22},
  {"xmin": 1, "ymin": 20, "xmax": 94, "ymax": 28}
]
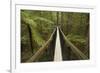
[
  {"xmin": 26, "ymin": 28, "xmax": 57, "ymax": 62},
  {"xmin": 59, "ymin": 28, "xmax": 88, "ymax": 59}
]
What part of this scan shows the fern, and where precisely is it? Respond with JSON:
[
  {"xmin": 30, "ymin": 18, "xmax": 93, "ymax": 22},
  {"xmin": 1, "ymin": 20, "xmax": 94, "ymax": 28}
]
[
  {"xmin": 21, "ymin": 11, "xmax": 46, "ymax": 47},
  {"xmin": 34, "ymin": 16, "xmax": 54, "ymax": 24},
  {"xmin": 67, "ymin": 34, "xmax": 86, "ymax": 49},
  {"xmin": 31, "ymin": 27, "xmax": 45, "ymax": 47}
]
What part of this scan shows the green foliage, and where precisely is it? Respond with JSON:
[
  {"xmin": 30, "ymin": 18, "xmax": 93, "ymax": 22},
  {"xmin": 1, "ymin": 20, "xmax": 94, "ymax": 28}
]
[
  {"xmin": 21, "ymin": 35, "xmax": 28, "ymax": 44},
  {"xmin": 21, "ymin": 10, "xmax": 89, "ymax": 52},
  {"xmin": 31, "ymin": 29, "xmax": 45, "ymax": 47},
  {"xmin": 21, "ymin": 10, "xmax": 59, "ymax": 55},
  {"xmin": 34, "ymin": 16, "xmax": 54, "ymax": 24},
  {"xmin": 21, "ymin": 10, "xmax": 89, "ymax": 62},
  {"xmin": 67, "ymin": 34, "xmax": 87, "ymax": 50}
]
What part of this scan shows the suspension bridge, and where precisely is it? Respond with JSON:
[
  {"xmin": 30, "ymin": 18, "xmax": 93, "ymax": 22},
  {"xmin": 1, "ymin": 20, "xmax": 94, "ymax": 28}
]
[{"xmin": 26, "ymin": 27, "xmax": 88, "ymax": 62}]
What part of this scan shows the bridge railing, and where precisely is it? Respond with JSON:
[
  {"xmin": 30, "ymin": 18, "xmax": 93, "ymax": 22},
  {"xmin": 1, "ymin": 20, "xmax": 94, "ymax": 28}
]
[
  {"xmin": 26, "ymin": 28, "xmax": 57, "ymax": 62},
  {"xmin": 59, "ymin": 28, "xmax": 88, "ymax": 60}
]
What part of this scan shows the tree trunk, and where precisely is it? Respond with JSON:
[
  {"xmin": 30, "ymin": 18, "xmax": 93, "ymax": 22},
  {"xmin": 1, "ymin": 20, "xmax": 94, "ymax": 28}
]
[{"xmin": 27, "ymin": 24, "xmax": 34, "ymax": 54}]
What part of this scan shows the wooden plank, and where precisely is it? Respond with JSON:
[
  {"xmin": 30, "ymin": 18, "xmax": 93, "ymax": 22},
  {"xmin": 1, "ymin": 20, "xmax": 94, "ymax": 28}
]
[{"xmin": 54, "ymin": 27, "xmax": 62, "ymax": 61}]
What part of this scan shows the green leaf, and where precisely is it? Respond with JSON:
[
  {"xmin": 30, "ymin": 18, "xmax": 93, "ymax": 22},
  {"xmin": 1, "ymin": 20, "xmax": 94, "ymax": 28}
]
[{"xmin": 34, "ymin": 16, "xmax": 54, "ymax": 24}]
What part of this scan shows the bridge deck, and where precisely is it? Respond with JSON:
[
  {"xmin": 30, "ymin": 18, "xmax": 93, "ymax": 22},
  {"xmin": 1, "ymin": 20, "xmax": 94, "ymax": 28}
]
[
  {"xmin": 54, "ymin": 27, "xmax": 62, "ymax": 61},
  {"xmin": 26, "ymin": 27, "xmax": 88, "ymax": 62}
]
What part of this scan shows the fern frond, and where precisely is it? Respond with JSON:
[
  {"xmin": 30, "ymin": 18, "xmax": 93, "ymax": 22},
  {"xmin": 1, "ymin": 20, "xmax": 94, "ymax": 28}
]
[{"xmin": 34, "ymin": 16, "xmax": 54, "ymax": 24}]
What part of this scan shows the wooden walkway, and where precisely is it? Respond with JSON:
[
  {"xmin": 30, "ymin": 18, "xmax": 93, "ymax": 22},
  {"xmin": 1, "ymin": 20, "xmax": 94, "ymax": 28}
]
[
  {"xmin": 54, "ymin": 27, "xmax": 62, "ymax": 61},
  {"xmin": 26, "ymin": 27, "xmax": 88, "ymax": 62}
]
